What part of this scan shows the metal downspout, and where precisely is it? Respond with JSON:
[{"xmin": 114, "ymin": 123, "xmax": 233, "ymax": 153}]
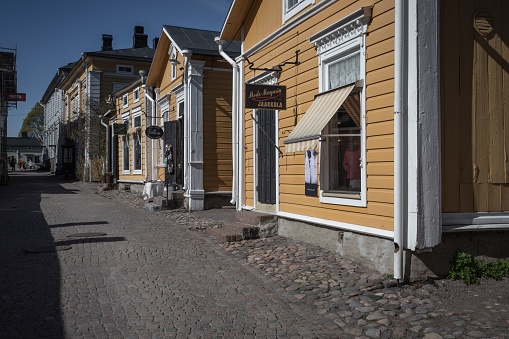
[
  {"xmin": 215, "ymin": 37, "xmax": 240, "ymax": 209},
  {"xmin": 100, "ymin": 110, "xmax": 112, "ymax": 173},
  {"xmin": 394, "ymin": 0, "xmax": 405, "ymax": 283},
  {"xmin": 144, "ymin": 87, "xmax": 156, "ymax": 181}
]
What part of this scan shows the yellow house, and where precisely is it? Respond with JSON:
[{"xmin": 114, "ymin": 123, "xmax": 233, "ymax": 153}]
[
  {"xmin": 220, "ymin": 0, "xmax": 509, "ymax": 280},
  {"xmin": 107, "ymin": 79, "xmax": 150, "ymax": 193},
  {"xmin": 58, "ymin": 26, "xmax": 155, "ymax": 182},
  {"xmin": 145, "ymin": 25, "xmax": 241, "ymax": 210}
]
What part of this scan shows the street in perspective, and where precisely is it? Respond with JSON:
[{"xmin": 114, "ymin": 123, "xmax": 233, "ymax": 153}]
[{"xmin": 0, "ymin": 171, "xmax": 508, "ymax": 339}]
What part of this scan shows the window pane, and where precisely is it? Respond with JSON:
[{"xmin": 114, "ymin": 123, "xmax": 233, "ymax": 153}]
[
  {"xmin": 287, "ymin": 0, "xmax": 299, "ymax": 10},
  {"xmin": 323, "ymin": 101, "xmax": 361, "ymax": 193},
  {"xmin": 328, "ymin": 53, "xmax": 360, "ymax": 89},
  {"xmin": 134, "ymin": 131, "xmax": 141, "ymax": 170},
  {"xmin": 134, "ymin": 115, "xmax": 141, "ymax": 127},
  {"xmin": 123, "ymin": 136, "xmax": 130, "ymax": 170}
]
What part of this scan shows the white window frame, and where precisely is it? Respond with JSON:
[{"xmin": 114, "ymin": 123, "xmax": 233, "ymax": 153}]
[
  {"xmin": 122, "ymin": 94, "xmax": 128, "ymax": 108},
  {"xmin": 116, "ymin": 64, "xmax": 134, "ymax": 75},
  {"xmin": 122, "ymin": 112, "xmax": 130, "ymax": 174},
  {"xmin": 282, "ymin": 0, "xmax": 314, "ymax": 24},
  {"xmin": 313, "ymin": 13, "xmax": 368, "ymax": 208},
  {"xmin": 133, "ymin": 87, "xmax": 140, "ymax": 103},
  {"xmin": 132, "ymin": 107, "xmax": 142, "ymax": 174},
  {"xmin": 170, "ymin": 47, "xmax": 177, "ymax": 81}
]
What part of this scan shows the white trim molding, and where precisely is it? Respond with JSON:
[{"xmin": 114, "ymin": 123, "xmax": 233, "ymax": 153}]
[{"xmin": 278, "ymin": 211, "xmax": 394, "ymax": 239}]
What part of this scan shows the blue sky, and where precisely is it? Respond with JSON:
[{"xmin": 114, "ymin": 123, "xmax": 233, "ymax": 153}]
[{"xmin": 1, "ymin": 0, "xmax": 232, "ymax": 137}]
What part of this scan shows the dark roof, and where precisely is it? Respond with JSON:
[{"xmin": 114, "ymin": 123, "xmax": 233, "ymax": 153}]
[
  {"xmin": 7, "ymin": 137, "xmax": 42, "ymax": 148},
  {"xmin": 40, "ymin": 62, "xmax": 77, "ymax": 103},
  {"xmin": 164, "ymin": 25, "xmax": 241, "ymax": 57},
  {"xmin": 85, "ymin": 47, "xmax": 155, "ymax": 60}
]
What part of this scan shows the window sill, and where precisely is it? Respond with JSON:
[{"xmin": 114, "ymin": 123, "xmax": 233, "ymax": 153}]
[
  {"xmin": 320, "ymin": 191, "xmax": 366, "ymax": 207},
  {"xmin": 322, "ymin": 191, "xmax": 361, "ymax": 200}
]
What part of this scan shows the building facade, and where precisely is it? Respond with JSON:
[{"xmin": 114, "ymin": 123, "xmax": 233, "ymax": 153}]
[
  {"xmin": 219, "ymin": 0, "xmax": 508, "ymax": 280},
  {"xmin": 40, "ymin": 62, "xmax": 75, "ymax": 173},
  {"xmin": 145, "ymin": 25, "xmax": 241, "ymax": 210},
  {"xmin": 57, "ymin": 26, "xmax": 155, "ymax": 182}
]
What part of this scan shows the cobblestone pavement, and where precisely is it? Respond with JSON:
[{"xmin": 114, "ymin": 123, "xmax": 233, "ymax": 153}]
[{"xmin": 1, "ymin": 173, "xmax": 508, "ymax": 339}]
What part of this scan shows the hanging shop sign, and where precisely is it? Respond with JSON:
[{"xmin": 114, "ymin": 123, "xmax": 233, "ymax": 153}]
[
  {"xmin": 145, "ymin": 125, "xmax": 164, "ymax": 139},
  {"xmin": 113, "ymin": 123, "xmax": 127, "ymax": 135},
  {"xmin": 4, "ymin": 93, "xmax": 26, "ymax": 101},
  {"xmin": 245, "ymin": 84, "xmax": 286, "ymax": 110}
]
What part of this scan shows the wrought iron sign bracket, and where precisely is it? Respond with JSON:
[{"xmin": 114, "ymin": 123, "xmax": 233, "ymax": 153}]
[{"xmin": 245, "ymin": 50, "xmax": 300, "ymax": 74}]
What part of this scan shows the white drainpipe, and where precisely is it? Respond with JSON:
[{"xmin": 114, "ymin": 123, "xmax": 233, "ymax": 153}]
[
  {"xmin": 144, "ymin": 88, "xmax": 156, "ymax": 181},
  {"xmin": 215, "ymin": 37, "xmax": 240, "ymax": 209},
  {"xmin": 100, "ymin": 110, "xmax": 111, "ymax": 173},
  {"xmin": 394, "ymin": 0, "xmax": 405, "ymax": 283}
]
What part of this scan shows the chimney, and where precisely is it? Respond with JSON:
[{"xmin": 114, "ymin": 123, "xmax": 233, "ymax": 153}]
[
  {"xmin": 133, "ymin": 26, "xmax": 148, "ymax": 48},
  {"xmin": 102, "ymin": 34, "xmax": 113, "ymax": 51},
  {"xmin": 152, "ymin": 37, "xmax": 159, "ymax": 50},
  {"xmin": 21, "ymin": 131, "xmax": 28, "ymax": 138}
]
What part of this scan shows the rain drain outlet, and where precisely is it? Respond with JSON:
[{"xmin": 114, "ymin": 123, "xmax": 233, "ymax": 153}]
[{"xmin": 67, "ymin": 232, "xmax": 107, "ymax": 238}]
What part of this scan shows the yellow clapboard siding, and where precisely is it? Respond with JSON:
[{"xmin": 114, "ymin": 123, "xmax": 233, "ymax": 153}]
[
  {"xmin": 367, "ymin": 120, "xmax": 394, "ymax": 137},
  {"xmin": 366, "ymin": 107, "xmax": 394, "ymax": 124},
  {"xmin": 367, "ymin": 162, "xmax": 393, "ymax": 176},
  {"xmin": 366, "ymin": 79, "xmax": 394, "ymax": 98},
  {"xmin": 367, "ymin": 148, "xmax": 394, "ymax": 162},
  {"xmin": 366, "ymin": 92, "xmax": 393, "ymax": 111},
  {"xmin": 368, "ymin": 176, "xmax": 394, "ymax": 189},
  {"xmin": 366, "ymin": 64, "xmax": 394, "ymax": 86},
  {"xmin": 367, "ymin": 134, "xmax": 394, "ymax": 150},
  {"xmin": 368, "ymin": 188, "xmax": 394, "ymax": 204},
  {"xmin": 280, "ymin": 193, "xmax": 393, "ymax": 218},
  {"xmin": 280, "ymin": 202, "xmax": 394, "ymax": 231}
]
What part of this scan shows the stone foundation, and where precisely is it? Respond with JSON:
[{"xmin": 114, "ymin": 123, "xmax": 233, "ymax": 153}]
[{"xmin": 277, "ymin": 217, "xmax": 509, "ymax": 281}]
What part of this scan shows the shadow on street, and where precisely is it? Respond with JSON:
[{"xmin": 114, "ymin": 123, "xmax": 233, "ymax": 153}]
[{"xmin": 0, "ymin": 172, "xmax": 115, "ymax": 338}]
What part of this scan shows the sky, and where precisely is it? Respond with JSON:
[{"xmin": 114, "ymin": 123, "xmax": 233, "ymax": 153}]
[{"xmin": 1, "ymin": 0, "xmax": 232, "ymax": 137}]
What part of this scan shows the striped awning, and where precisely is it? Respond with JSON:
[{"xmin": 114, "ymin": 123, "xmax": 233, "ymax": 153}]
[{"xmin": 284, "ymin": 84, "xmax": 355, "ymax": 153}]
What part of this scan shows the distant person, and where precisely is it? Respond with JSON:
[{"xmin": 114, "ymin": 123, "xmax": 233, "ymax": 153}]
[
  {"xmin": 19, "ymin": 159, "xmax": 25, "ymax": 170},
  {"xmin": 27, "ymin": 160, "xmax": 34, "ymax": 170},
  {"xmin": 9, "ymin": 157, "xmax": 16, "ymax": 171}
]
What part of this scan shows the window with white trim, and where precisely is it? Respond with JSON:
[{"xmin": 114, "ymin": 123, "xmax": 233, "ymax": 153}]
[
  {"xmin": 313, "ymin": 11, "xmax": 369, "ymax": 207},
  {"xmin": 283, "ymin": 0, "xmax": 314, "ymax": 23},
  {"xmin": 116, "ymin": 65, "xmax": 134, "ymax": 75},
  {"xmin": 133, "ymin": 87, "xmax": 140, "ymax": 103},
  {"xmin": 122, "ymin": 94, "xmax": 128, "ymax": 108},
  {"xmin": 122, "ymin": 112, "xmax": 130, "ymax": 173},
  {"xmin": 170, "ymin": 47, "xmax": 177, "ymax": 80},
  {"xmin": 132, "ymin": 107, "xmax": 142, "ymax": 173}
]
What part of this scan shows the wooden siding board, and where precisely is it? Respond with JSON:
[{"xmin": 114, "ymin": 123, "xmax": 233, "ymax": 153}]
[
  {"xmin": 486, "ymin": 0, "xmax": 506, "ymax": 184},
  {"xmin": 505, "ymin": 0, "xmax": 509, "ymax": 183},
  {"xmin": 280, "ymin": 202, "xmax": 394, "ymax": 231},
  {"xmin": 458, "ymin": 0, "xmax": 475, "ymax": 208},
  {"xmin": 441, "ymin": 0, "xmax": 461, "ymax": 212}
]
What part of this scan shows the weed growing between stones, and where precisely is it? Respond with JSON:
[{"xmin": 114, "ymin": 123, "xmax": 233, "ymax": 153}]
[{"xmin": 447, "ymin": 252, "xmax": 509, "ymax": 285}]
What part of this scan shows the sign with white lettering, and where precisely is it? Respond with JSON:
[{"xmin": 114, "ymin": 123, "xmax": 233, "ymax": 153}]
[{"xmin": 245, "ymin": 84, "xmax": 286, "ymax": 110}]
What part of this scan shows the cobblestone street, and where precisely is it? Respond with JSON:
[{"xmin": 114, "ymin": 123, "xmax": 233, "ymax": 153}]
[{"xmin": 1, "ymin": 172, "xmax": 509, "ymax": 338}]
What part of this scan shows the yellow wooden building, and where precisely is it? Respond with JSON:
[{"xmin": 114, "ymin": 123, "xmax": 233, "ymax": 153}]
[
  {"xmin": 145, "ymin": 26, "xmax": 241, "ymax": 210},
  {"xmin": 58, "ymin": 26, "xmax": 155, "ymax": 182},
  {"xmin": 107, "ymin": 79, "xmax": 150, "ymax": 193},
  {"xmin": 219, "ymin": 0, "xmax": 509, "ymax": 280}
]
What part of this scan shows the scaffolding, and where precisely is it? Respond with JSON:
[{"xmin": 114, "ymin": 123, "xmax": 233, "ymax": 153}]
[{"xmin": 0, "ymin": 47, "xmax": 17, "ymax": 185}]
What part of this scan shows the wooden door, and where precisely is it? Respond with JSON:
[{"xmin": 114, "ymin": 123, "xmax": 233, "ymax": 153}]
[
  {"xmin": 441, "ymin": 0, "xmax": 509, "ymax": 212},
  {"xmin": 257, "ymin": 109, "xmax": 276, "ymax": 204}
]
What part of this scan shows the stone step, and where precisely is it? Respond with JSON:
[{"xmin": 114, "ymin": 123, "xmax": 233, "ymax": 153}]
[
  {"xmin": 235, "ymin": 211, "xmax": 278, "ymax": 238},
  {"xmin": 206, "ymin": 221, "xmax": 260, "ymax": 242}
]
